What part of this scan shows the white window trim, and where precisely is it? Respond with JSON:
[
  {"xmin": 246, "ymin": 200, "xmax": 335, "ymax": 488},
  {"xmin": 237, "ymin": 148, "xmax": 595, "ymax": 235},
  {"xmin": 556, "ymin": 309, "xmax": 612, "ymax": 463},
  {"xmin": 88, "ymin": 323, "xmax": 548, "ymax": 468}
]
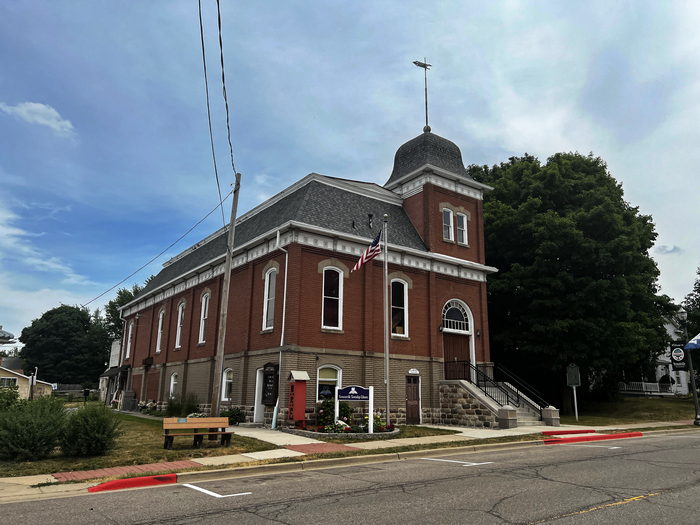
[
  {"xmin": 169, "ymin": 372, "xmax": 178, "ymax": 398},
  {"xmin": 262, "ymin": 269, "xmax": 277, "ymax": 331},
  {"xmin": 175, "ymin": 302, "xmax": 185, "ymax": 349},
  {"xmin": 442, "ymin": 208, "xmax": 454, "ymax": 241},
  {"xmin": 321, "ymin": 267, "xmax": 344, "ymax": 330},
  {"xmin": 0, "ymin": 377, "xmax": 18, "ymax": 388},
  {"xmin": 316, "ymin": 365, "xmax": 342, "ymax": 402},
  {"xmin": 198, "ymin": 293, "xmax": 209, "ymax": 344},
  {"xmin": 221, "ymin": 368, "xmax": 233, "ymax": 401},
  {"xmin": 391, "ymin": 278, "xmax": 409, "ymax": 337},
  {"xmin": 155, "ymin": 310, "xmax": 164, "ymax": 354},
  {"xmin": 125, "ymin": 321, "xmax": 134, "ymax": 359},
  {"xmin": 456, "ymin": 212, "xmax": 468, "ymax": 245},
  {"xmin": 441, "ymin": 299, "xmax": 472, "ymax": 335}
]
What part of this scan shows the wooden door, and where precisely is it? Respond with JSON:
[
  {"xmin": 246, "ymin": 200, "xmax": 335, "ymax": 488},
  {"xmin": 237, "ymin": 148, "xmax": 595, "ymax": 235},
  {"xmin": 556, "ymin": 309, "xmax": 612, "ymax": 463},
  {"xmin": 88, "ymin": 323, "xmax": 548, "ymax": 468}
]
[
  {"xmin": 405, "ymin": 376, "xmax": 420, "ymax": 424},
  {"xmin": 443, "ymin": 333, "xmax": 470, "ymax": 379}
]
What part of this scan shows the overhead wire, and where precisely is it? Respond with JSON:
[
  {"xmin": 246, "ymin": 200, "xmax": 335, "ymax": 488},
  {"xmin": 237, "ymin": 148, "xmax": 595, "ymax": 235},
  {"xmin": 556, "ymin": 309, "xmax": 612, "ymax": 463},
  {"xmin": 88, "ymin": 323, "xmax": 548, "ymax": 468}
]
[
  {"xmin": 81, "ymin": 189, "xmax": 233, "ymax": 308},
  {"xmin": 198, "ymin": 0, "xmax": 226, "ymax": 227},
  {"xmin": 215, "ymin": 0, "xmax": 238, "ymax": 178}
]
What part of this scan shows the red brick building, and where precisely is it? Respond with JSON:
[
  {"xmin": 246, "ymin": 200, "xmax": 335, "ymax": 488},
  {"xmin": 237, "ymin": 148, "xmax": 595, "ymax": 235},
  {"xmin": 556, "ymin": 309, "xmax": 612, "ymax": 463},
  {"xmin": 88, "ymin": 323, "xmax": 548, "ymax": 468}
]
[{"xmin": 117, "ymin": 128, "xmax": 528, "ymax": 426}]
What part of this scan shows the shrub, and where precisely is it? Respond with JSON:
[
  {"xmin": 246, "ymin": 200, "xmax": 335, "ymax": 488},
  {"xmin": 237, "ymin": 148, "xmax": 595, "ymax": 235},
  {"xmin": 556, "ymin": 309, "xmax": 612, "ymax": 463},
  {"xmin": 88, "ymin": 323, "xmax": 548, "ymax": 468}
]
[
  {"xmin": 61, "ymin": 404, "xmax": 122, "ymax": 457},
  {"xmin": 0, "ymin": 397, "xmax": 66, "ymax": 461},
  {"xmin": 166, "ymin": 393, "xmax": 199, "ymax": 417},
  {"xmin": 220, "ymin": 406, "xmax": 246, "ymax": 425},
  {"xmin": 0, "ymin": 386, "xmax": 19, "ymax": 410},
  {"xmin": 316, "ymin": 398, "xmax": 352, "ymax": 426}
]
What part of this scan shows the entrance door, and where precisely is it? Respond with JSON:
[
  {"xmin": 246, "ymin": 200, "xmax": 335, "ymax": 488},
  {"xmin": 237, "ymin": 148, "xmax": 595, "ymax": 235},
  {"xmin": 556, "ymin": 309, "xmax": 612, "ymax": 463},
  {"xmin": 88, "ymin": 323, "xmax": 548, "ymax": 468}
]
[
  {"xmin": 443, "ymin": 333, "xmax": 470, "ymax": 379},
  {"xmin": 405, "ymin": 376, "xmax": 420, "ymax": 424}
]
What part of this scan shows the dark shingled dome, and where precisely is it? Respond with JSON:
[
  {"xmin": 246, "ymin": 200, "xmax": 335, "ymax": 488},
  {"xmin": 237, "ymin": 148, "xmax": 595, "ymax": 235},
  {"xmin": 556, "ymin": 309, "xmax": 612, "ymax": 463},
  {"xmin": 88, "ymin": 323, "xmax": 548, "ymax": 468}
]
[{"xmin": 386, "ymin": 129, "xmax": 469, "ymax": 186}]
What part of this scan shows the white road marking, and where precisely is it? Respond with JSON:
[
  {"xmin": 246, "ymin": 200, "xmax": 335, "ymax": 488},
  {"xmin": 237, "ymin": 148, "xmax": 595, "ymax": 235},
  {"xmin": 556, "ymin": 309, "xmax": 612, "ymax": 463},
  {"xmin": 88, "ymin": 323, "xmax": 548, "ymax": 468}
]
[
  {"xmin": 561, "ymin": 444, "xmax": 621, "ymax": 449},
  {"xmin": 420, "ymin": 458, "xmax": 494, "ymax": 467},
  {"xmin": 183, "ymin": 483, "xmax": 252, "ymax": 498}
]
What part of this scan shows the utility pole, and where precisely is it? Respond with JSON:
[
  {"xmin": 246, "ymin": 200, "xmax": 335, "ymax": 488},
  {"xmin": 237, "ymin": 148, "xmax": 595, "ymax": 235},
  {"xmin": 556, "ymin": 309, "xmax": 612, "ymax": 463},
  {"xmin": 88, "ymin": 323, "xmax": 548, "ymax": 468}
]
[{"xmin": 211, "ymin": 173, "xmax": 241, "ymax": 416}]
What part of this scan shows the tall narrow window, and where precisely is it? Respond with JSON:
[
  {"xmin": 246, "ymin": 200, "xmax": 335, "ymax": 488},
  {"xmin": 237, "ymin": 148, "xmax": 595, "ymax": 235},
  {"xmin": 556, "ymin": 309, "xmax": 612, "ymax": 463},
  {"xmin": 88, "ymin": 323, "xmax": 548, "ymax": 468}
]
[
  {"xmin": 317, "ymin": 365, "xmax": 341, "ymax": 401},
  {"xmin": 221, "ymin": 368, "xmax": 233, "ymax": 401},
  {"xmin": 456, "ymin": 213, "xmax": 468, "ymax": 245},
  {"xmin": 125, "ymin": 321, "xmax": 134, "ymax": 358},
  {"xmin": 322, "ymin": 268, "xmax": 343, "ymax": 329},
  {"xmin": 155, "ymin": 310, "xmax": 165, "ymax": 354},
  {"xmin": 442, "ymin": 208, "xmax": 454, "ymax": 241},
  {"xmin": 169, "ymin": 372, "xmax": 178, "ymax": 398},
  {"xmin": 198, "ymin": 293, "xmax": 209, "ymax": 343},
  {"xmin": 263, "ymin": 269, "xmax": 277, "ymax": 330},
  {"xmin": 175, "ymin": 302, "xmax": 185, "ymax": 349},
  {"xmin": 391, "ymin": 280, "xmax": 408, "ymax": 336}
]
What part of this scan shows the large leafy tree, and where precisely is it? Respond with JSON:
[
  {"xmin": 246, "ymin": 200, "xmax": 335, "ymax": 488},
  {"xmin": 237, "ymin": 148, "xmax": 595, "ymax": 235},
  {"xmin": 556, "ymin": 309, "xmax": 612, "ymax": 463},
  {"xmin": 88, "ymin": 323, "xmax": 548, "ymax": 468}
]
[
  {"xmin": 19, "ymin": 305, "xmax": 110, "ymax": 386},
  {"xmin": 471, "ymin": 153, "xmax": 670, "ymax": 403},
  {"xmin": 104, "ymin": 284, "xmax": 143, "ymax": 340},
  {"xmin": 682, "ymin": 266, "xmax": 700, "ymax": 339}
]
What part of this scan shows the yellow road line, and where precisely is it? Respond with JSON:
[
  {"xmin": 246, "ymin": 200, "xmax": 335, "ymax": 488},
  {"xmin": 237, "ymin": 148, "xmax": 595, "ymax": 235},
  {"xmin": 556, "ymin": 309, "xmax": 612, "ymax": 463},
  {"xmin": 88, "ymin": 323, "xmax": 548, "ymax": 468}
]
[{"xmin": 530, "ymin": 492, "xmax": 659, "ymax": 523}]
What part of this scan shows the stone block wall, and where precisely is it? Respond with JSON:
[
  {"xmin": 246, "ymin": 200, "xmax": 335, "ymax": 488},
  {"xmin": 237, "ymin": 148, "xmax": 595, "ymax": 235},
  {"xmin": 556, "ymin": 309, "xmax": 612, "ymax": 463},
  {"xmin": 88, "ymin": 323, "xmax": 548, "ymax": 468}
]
[{"xmin": 438, "ymin": 382, "xmax": 497, "ymax": 428}]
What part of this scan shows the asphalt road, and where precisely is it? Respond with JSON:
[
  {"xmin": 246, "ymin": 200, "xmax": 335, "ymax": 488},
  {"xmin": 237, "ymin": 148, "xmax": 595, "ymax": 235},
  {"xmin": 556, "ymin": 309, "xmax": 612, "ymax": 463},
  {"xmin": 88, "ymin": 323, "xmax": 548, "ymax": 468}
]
[{"xmin": 4, "ymin": 431, "xmax": 700, "ymax": 524}]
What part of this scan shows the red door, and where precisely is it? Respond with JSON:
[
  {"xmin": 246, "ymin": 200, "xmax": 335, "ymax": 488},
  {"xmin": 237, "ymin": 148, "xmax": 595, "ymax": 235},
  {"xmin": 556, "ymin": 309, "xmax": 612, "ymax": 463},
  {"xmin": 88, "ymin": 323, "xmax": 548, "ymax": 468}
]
[
  {"xmin": 443, "ymin": 333, "xmax": 470, "ymax": 379},
  {"xmin": 405, "ymin": 376, "xmax": 420, "ymax": 424}
]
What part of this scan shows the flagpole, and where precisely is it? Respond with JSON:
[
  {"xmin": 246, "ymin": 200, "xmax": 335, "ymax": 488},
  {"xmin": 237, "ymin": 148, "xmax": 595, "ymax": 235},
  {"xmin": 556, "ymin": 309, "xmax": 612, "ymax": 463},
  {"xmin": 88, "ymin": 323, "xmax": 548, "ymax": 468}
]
[{"xmin": 383, "ymin": 214, "xmax": 391, "ymax": 426}]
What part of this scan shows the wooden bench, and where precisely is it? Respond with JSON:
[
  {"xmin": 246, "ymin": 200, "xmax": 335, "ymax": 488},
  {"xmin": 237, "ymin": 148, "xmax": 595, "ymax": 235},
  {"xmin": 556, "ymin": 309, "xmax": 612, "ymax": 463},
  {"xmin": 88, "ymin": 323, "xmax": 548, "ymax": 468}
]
[{"xmin": 162, "ymin": 417, "xmax": 232, "ymax": 450}]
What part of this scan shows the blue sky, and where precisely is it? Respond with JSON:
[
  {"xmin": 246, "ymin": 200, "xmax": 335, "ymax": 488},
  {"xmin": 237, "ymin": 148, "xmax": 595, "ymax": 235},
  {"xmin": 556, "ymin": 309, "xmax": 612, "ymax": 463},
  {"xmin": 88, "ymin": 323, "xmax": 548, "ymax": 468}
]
[{"xmin": 1, "ymin": 1, "xmax": 699, "ymax": 345}]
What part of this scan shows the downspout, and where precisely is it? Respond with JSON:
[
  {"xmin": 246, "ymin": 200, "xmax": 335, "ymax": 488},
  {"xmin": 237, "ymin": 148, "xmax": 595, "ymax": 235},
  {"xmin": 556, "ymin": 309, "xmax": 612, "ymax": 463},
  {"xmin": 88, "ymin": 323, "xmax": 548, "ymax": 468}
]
[{"xmin": 272, "ymin": 229, "xmax": 289, "ymax": 430}]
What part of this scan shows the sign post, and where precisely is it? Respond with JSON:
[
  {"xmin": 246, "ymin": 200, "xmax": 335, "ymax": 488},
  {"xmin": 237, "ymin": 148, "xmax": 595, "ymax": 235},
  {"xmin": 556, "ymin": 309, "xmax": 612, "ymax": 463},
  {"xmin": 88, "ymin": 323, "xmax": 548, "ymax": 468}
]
[
  {"xmin": 567, "ymin": 364, "xmax": 581, "ymax": 422},
  {"xmin": 335, "ymin": 385, "xmax": 374, "ymax": 433}
]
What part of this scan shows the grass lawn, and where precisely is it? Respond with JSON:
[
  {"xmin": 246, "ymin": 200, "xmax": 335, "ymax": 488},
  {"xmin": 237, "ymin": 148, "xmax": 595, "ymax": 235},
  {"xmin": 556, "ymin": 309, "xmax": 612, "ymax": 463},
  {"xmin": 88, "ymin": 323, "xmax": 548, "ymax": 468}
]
[
  {"xmin": 560, "ymin": 396, "xmax": 698, "ymax": 426},
  {"xmin": 0, "ymin": 413, "xmax": 275, "ymax": 478},
  {"xmin": 321, "ymin": 425, "xmax": 460, "ymax": 444}
]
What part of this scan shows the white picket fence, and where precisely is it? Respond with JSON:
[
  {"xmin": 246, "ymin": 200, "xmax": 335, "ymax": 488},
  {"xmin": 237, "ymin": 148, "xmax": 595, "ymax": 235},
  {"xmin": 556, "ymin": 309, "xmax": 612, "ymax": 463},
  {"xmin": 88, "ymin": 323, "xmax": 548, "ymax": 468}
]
[{"xmin": 619, "ymin": 381, "xmax": 672, "ymax": 393}]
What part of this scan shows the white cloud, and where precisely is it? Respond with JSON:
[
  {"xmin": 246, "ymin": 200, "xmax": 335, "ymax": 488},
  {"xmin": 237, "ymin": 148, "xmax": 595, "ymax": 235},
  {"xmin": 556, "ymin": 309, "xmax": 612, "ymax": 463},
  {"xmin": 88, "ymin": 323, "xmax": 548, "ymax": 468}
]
[{"xmin": 0, "ymin": 101, "xmax": 75, "ymax": 138}]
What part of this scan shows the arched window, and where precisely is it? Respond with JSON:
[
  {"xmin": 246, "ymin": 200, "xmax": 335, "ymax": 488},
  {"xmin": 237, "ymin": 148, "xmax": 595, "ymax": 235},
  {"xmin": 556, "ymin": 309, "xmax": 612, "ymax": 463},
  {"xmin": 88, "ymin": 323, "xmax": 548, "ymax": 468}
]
[
  {"xmin": 322, "ymin": 267, "xmax": 343, "ymax": 329},
  {"xmin": 169, "ymin": 372, "xmax": 178, "ymax": 398},
  {"xmin": 317, "ymin": 365, "xmax": 342, "ymax": 401},
  {"xmin": 442, "ymin": 300, "xmax": 471, "ymax": 334},
  {"xmin": 263, "ymin": 269, "xmax": 277, "ymax": 330},
  {"xmin": 125, "ymin": 321, "xmax": 134, "ymax": 359},
  {"xmin": 175, "ymin": 302, "xmax": 185, "ymax": 348},
  {"xmin": 391, "ymin": 279, "xmax": 408, "ymax": 336},
  {"xmin": 198, "ymin": 293, "xmax": 209, "ymax": 344},
  {"xmin": 155, "ymin": 309, "xmax": 165, "ymax": 354},
  {"xmin": 221, "ymin": 368, "xmax": 234, "ymax": 401}
]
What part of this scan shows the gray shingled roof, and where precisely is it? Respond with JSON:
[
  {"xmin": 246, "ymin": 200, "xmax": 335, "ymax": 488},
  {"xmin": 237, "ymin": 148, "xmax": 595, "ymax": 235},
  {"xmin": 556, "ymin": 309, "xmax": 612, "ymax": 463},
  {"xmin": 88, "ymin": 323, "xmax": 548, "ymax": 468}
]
[
  {"xmin": 386, "ymin": 130, "xmax": 471, "ymax": 186},
  {"xmin": 136, "ymin": 178, "xmax": 427, "ymax": 299}
]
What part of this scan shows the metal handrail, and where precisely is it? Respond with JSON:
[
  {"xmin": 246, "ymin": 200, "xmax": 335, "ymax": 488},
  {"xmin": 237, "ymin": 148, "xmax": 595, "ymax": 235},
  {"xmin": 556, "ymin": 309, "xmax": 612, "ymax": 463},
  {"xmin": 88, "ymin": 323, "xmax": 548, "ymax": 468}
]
[
  {"xmin": 493, "ymin": 364, "xmax": 550, "ymax": 413},
  {"xmin": 445, "ymin": 361, "xmax": 520, "ymax": 407}
]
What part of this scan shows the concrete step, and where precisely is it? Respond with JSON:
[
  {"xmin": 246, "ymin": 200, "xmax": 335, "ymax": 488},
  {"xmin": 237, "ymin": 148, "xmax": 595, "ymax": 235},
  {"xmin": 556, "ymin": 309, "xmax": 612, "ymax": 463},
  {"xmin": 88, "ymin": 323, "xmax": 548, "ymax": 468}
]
[{"xmin": 517, "ymin": 420, "xmax": 542, "ymax": 426}]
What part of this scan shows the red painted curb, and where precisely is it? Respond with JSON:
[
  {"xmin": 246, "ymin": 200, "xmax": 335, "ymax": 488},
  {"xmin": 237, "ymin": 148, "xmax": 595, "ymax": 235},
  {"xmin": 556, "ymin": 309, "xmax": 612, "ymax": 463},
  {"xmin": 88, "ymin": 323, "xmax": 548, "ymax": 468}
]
[
  {"xmin": 87, "ymin": 473, "xmax": 177, "ymax": 492},
  {"xmin": 544, "ymin": 432, "xmax": 643, "ymax": 445},
  {"xmin": 541, "ymin": 429, "xmax": 596, "ymax": 436}
]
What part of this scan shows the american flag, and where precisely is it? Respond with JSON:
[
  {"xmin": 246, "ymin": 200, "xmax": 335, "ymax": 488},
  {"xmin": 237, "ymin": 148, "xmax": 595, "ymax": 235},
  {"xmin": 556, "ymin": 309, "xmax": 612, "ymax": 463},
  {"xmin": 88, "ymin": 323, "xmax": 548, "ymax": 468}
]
[{"xmin": 352, "ymin": 230, "xmax": 382, "ymax": 272}]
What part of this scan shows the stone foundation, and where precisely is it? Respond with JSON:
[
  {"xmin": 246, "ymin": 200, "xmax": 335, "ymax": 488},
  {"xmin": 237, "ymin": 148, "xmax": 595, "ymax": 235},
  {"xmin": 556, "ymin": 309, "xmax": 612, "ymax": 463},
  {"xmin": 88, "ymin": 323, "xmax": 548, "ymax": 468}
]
[{"xmin": 438, "ymin": 383, "xmax": 497, "ymax": 428}]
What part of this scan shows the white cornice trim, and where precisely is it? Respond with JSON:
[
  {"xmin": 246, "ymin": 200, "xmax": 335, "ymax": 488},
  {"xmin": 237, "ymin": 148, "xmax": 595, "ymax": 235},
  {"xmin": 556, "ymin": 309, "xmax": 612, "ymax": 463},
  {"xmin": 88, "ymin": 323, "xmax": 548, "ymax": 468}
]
[{"xmin": 386, "ymin": 163, "xmax": 494, "ymax": 194}]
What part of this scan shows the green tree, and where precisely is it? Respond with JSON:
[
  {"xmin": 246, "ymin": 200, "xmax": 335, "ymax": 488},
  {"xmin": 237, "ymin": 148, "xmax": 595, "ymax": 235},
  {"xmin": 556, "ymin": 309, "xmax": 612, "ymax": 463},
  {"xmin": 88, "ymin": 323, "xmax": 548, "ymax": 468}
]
[
  {"xmin": 19, "ymin": 305, "xmax": 111, "ymax": 386},
  {"xmin": 104, "ymin": 284, "xmax": 143, "ymax": 340},
  {"xmin": 471, "ymin": 152, "xmax": 671, "ymax": 403},
  {"xmin": 682, "ymin": 266, "xmax": 700, "ymax": 339}
]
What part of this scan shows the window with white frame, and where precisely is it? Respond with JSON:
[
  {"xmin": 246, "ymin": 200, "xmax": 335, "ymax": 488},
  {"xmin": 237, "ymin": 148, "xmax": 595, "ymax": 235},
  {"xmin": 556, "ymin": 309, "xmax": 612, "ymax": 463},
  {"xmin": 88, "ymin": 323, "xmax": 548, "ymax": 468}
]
[
  {"xmin": 322, "ymin": 267, "xmax": 343, "ymax": 329},
  {"xmin": 125, "ymin": 321, "xmax": 134, "ymax": 358},
  {"xmin": 441, "ymin": 300, "xmax": 471, "ymax": 334},
  {"xmin": 0, "ymin": 377, "xmax": 17, "ymax": 388},
  {"xmin": 391, "ymin": 279, "xmax": 408, "ymax": 336},
  {"xmin": 456, "ymin": 213, "xmax": 468, "ymax": 245},
  {"xmin": 155, "ymin": 309, "xmax": 165, "ymax": 354},
  {"xmin": 169, "ymin": 372, "xmax": 178, "ymax": 398},
  {"xmin": 317, "ymin": 365, "xmax": 341, "ymax": 400},
  {"xmin": 221, "ymin": 368, "xmax": 234, "ymax": 401},
  {"xmin": 263, "ymin": 269, "xmax": 277, "ymax": 330},
  {"xmin": 198, "ymin": 293, "xmax": 209, "ymax": 343},
  {"xmin": 442, "ymin": 208, "xmax": 454, "ymax": 241},
  {"xmin": 175, "ymin": 302, "xmax": 185, "ymax": 348}
]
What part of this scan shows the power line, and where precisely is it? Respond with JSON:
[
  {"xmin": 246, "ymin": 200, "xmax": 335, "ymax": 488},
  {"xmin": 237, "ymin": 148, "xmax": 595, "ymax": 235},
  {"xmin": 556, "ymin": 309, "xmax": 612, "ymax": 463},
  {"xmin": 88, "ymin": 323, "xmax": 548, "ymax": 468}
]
[
  {"xmin": 215, "ymin": 0, "xmax": 238, "ymax": 178},
  {"xmin": 198, "ymin": 0, "xmax": 226, "ymax": 228},
  {"xmin": 81, "ymin": 190, "xmax": 233, "ymax": 308}
]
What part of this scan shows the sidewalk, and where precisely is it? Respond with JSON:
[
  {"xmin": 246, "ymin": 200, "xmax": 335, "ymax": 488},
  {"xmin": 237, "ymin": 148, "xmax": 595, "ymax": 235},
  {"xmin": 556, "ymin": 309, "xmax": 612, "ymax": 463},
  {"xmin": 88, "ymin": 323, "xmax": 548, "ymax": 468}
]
[{"xmin": 0, "ymin": 420, "xmax": 694, "ymax": 503}]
